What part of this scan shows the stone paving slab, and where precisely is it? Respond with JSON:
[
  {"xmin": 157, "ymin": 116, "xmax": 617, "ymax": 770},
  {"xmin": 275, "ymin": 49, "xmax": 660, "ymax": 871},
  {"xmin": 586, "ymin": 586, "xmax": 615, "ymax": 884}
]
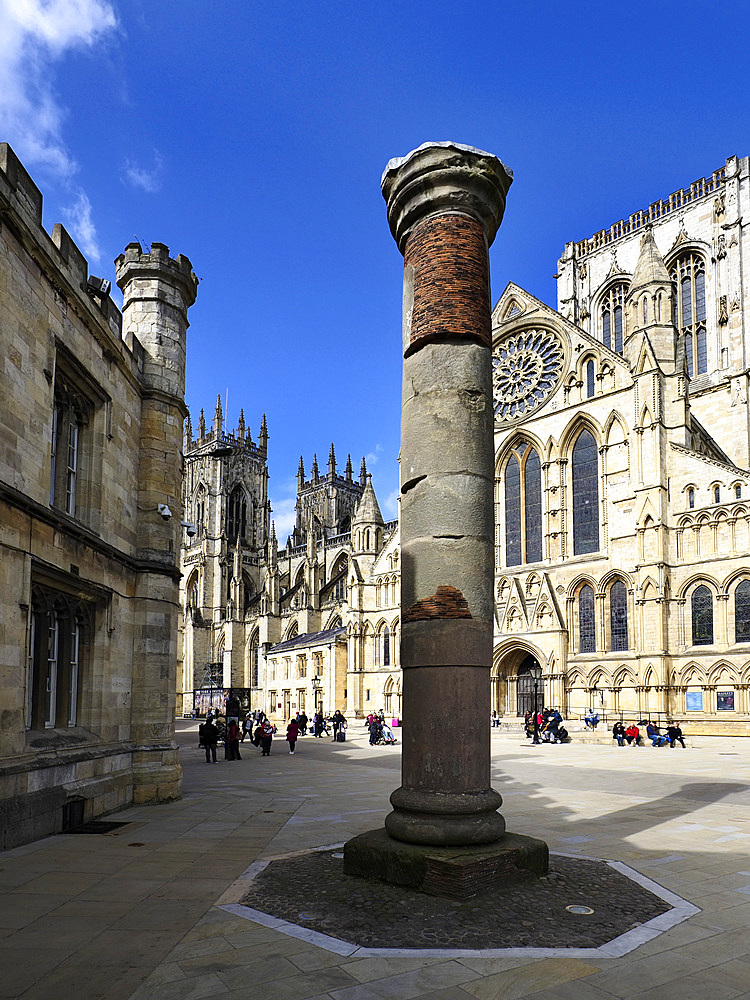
[
  {"xmin": 0, "ymin": 725, "xmax": 749, "ymax": 999},
  {"xmin": 238, "ymin": 850, "xmax": 670, "ymax": 950}
]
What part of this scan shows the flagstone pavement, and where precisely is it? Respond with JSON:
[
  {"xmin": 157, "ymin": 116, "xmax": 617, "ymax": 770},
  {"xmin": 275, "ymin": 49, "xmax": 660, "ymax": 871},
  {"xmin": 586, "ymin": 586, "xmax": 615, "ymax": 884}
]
[{"xmin": 1, "ymin": 722, "xmax": 750, "ymax": 1000}]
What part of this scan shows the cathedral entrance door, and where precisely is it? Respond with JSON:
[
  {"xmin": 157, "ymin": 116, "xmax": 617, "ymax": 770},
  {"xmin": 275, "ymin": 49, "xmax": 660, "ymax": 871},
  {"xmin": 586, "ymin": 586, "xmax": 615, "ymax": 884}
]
[{"xmin": 516, "ymin": 656, "xmax": 544, "ymax": 717}]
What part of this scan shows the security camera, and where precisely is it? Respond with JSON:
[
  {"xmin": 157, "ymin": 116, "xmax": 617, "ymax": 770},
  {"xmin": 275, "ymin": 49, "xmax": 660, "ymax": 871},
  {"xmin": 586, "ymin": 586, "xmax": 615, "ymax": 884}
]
[
  {"xmin": 158, "ymin": 504, "xmax": 172, "ymax": 521},
  {"xmin": 181, "ymin": 520, "xmax": 197, "ymax": 537}
]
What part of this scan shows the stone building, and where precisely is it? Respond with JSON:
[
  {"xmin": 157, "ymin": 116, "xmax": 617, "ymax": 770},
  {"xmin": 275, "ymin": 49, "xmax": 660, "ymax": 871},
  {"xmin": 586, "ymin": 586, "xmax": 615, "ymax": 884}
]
[
  {"xmin": 0, "ymin": 144, "xmax": 196, "ymax": 847},
  {"xmin": 178, "ymin": 428, "xmax": 403, "ymax": 719},
  {"xmin": 491, "ymin": 154, "xmax": 750, "ymax": 734}
]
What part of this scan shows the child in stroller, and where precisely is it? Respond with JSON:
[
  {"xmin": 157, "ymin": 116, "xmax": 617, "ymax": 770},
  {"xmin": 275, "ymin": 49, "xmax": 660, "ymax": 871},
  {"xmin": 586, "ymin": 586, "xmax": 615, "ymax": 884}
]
[{"xmin": 377, "ymin": 722, "xmax": 398, "ymax": 745}]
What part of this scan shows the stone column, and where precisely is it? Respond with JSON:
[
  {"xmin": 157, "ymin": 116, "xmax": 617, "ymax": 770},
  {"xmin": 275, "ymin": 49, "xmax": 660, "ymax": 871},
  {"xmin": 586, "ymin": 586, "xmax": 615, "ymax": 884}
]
[
  {"xmin": 345, "ymin": 144, "xmax": 547, "ymax": 894},
  {"xmin": 380, "ymin": 142, "xmax": 511, "ymax": 846}
]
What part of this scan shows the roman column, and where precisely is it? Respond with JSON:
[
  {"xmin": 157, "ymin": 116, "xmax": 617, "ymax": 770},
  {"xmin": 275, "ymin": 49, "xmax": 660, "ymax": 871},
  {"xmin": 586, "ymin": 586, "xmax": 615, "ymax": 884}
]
[{"xmin": 383, "ymin": 142, "xmax": 511, "ymax": 846}]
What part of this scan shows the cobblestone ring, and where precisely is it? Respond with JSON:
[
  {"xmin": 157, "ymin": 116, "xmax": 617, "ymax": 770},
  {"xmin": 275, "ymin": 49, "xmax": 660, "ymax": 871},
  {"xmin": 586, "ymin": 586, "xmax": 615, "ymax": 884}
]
[{"xmin": 493, "ymin": 329, "xmax": 565, "ymax": 422}]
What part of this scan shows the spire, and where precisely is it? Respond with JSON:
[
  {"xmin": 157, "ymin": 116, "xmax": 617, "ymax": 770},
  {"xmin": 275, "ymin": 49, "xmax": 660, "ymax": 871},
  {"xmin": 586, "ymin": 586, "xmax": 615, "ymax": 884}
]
[
  {"xmin": 213, "ymin": 394, "xmax": 223, "ymax": 433},
  {"xmin": 269, "ymin": 521, "xmax": 277, "ymax": 568},
  {"xmin": 297, "ymin": 455, "xmax": 305, "ymax": 490},
  {"xmin": 311, "ymin": 453, "xmax": 319, "ymax": 483},
  {"xmin": 629, "ymin": 226, "xmax": 670, "ymax": 293},
  {"xmin": 328, "ymin": 442, "xmax": 336, "ymax": 477},
  {"xmin": 184, "ymin": 410, "xmax": 193, "ymax": 446},
  {"xmin": 352, "ymin": 473, "xmax": 384, "ymax": 554},
  {"xmin": 233, "ymin": 541, "xmax": 242, "ymax": 580},
  {"xmin": 237, "ymin": 409, "xmax": 245, "ymax": 441},
  {"xmin": 345, "ymin": 453, "xmax": 353, "ymax": 480},
  {"xmin": 259, "ymin": 413, "xmax": 268, "ymax": 456},
  {"xmin": 360, "ymin": 456, "xmax": 367, "ymax": 486},
  {"xmin": 198, "ymin": 408, "xmax": 206, "ymax": 437}
]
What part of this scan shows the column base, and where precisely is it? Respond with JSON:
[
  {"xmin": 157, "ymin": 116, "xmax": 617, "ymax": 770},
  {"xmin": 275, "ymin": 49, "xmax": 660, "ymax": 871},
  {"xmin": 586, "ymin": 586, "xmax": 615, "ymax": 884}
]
[{"xmin": 344, "ymin": 827, "xmax": 549, "ymax": 899}]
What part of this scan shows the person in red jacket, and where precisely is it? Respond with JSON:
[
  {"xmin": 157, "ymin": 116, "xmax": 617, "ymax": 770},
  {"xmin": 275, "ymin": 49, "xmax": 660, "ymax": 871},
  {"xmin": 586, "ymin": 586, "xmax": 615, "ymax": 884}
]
[
  {"xmin": 226, "ymin": 720, "xmax": 242, "ymax": 760},
  {"xmin": 286, "ymin": 719, "xmax": 299, "ymax": 754},
  {"xmin": 625, "ymin": 723, "xmax": 641, "ymax": 746}
]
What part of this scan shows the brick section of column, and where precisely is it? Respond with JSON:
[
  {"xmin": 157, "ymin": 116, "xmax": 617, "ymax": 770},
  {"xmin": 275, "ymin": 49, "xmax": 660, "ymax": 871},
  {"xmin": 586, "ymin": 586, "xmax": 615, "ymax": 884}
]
[
  {"xmin": 404, "ymin": 585, "xmax": 472, "ymax": 622},
  {"xmin": 405, "ymin": 214, "xmax": 491, "ymax": 355}
]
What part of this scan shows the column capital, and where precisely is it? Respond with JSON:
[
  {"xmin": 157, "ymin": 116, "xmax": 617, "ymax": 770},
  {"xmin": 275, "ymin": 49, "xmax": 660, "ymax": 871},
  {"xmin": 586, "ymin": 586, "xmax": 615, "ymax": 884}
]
[{"xmin": 381, "ymin": 142, "xmax": 513, "ymax": 254}]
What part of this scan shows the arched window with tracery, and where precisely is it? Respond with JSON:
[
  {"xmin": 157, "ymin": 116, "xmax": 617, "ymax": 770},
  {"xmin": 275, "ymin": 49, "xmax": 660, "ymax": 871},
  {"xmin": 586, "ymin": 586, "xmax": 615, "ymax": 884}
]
[
  {"xmin": 572, "ymin": 430, "xmax": 599, "ymax": 554},
  {"xmin": 586, "ymin": 360, "xmax": 595, "ymax": 398},
  {"xmin": 670, "ymin": 252, "xmax": 707, "ymax": 378},
  {"xmin": 735, "ymin": 580, "xmax": 750, "ymax": 643},
  {"xmin": 600, "ymin": 284, "xmax": 625, "ymax": 354},
  {"xmin": 691, "ymin": 585, "xmax": 713, "ymax": 645},
  {"xmin": 579, "ymin": 585, "xmax": 595, "ymax": 653},
  {"xmin": 504, "ymin": 440, "xmax": 542, "ymax": 567},
  {"xmin": 194, "ymin": 486, "xmax": 206, "ymax": 538},
  {"xmin": 610, "ymin": 579, "xmax": 628, "ymax": 652},
  {"xmin": 227, "ymin": 485, "xmax": 247, "ymax": 540}
]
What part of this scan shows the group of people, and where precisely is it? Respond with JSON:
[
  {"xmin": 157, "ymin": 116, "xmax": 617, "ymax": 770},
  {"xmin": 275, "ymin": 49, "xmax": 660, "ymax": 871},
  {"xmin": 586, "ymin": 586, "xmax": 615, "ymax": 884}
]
[
  {"xmin": 198, "ymin": 700, "xmax": 351, "ymax": 761},
  {"xmin": 365, "ymin": 711, "xmax": 397, "ymax": 745},
  {"xmin": 612, "ymin": 719, "xmax": 687, "ymax": 748},
  {"xmin": 524, "ymin": 708, "xmax": 569, "ymax": 743}
]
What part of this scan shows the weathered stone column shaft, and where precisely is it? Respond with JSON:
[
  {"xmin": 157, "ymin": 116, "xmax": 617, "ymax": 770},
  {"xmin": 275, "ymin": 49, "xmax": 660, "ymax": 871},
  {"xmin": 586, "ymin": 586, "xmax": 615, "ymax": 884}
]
[{"xmin": 382, "ymin": 142, "xmax": 512, "ymax": 846}]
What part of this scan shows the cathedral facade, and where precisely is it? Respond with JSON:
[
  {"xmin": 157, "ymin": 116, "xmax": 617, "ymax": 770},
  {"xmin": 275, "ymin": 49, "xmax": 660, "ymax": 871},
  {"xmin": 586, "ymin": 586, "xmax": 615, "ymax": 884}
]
[
  {"xmin": 492, "ymin": 154, "xmax": 750, "ymax": 735},
  {"xmin": 179, "ymin": 153, "xmax": 750, "ymax": 736}
]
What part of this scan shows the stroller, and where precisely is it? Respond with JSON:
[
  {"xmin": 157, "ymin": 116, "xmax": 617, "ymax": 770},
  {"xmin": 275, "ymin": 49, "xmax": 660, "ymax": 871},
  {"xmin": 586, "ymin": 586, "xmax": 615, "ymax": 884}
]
[{"xmin": 376, "ymin": 723, "xmax": 398, "ymax": 745}]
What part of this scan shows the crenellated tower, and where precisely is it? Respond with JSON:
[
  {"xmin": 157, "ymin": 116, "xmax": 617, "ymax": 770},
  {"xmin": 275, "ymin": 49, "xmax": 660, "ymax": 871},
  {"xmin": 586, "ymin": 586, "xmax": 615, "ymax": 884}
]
[{"xmin": 116, "ymin": 240, "xmax": 198, "ymax": 804}]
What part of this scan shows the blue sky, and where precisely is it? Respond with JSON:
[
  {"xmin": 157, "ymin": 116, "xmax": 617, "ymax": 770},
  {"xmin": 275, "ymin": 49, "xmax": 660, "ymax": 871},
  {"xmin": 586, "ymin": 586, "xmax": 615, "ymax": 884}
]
[{"xmin": 2, "ymin": 1, "xmax": 750, "ymax": 537}]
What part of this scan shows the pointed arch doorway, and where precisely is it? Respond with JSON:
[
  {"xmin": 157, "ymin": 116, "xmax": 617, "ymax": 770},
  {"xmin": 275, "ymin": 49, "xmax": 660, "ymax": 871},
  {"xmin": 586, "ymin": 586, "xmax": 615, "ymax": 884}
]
[{"xmin": 492, "ymin": 644, "xmax": 545, "ymax": 718}]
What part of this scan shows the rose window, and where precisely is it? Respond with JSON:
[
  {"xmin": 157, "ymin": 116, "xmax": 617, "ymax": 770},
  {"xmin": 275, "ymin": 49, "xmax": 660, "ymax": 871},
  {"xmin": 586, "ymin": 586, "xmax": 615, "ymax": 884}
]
[{"xmin": 493, "ymin": 330, "xmax": 565, "ymax": 422}]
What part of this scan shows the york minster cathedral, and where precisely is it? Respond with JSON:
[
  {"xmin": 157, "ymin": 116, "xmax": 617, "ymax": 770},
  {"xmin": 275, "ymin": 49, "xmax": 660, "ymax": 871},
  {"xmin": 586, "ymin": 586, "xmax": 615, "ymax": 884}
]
[{"xmin": 179, "ymin": 153, "xmax": 750, "ymax": 735}]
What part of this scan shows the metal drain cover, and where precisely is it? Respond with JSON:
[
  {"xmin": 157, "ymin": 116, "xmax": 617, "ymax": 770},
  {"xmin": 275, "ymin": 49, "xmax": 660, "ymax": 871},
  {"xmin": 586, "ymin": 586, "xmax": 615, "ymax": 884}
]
[{"xmin": 566, "ymin": 904, "xmax": 594, "ymax": 915}]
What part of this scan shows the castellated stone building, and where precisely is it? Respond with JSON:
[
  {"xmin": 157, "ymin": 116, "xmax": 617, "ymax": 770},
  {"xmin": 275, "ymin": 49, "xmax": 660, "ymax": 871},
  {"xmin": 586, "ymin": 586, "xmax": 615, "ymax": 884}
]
[
  {"xmin": 0, "ymin": 144, "xmax": 196, "ymax": 848},
  {"xmin": 182, "ymin": 152, "xmax": 750, "ymax": 736}
]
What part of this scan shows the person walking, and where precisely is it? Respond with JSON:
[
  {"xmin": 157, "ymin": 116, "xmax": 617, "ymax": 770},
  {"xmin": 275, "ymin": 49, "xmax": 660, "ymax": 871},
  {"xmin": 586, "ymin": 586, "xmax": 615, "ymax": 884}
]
[
  {"xmin": 298, "ymin": 711, "xmax": 308, "ymax": 736},
  {"xmin": 226, "ymin": 719, "xmax": 242, "ymax": 760},
  {"xmin": 260, "ymin": 719, "xmax": 274, "ymax": 756},
  {"xmin": 200, "ymin": 717, "xmax": 219, "ymax": 763},
  {"xmin": 332, "ymin": 710, "xmax": 346, "ymax": 742},
  {"xmin": 286, "ymin": 718, "xmax": 299, "ymax": 754}
]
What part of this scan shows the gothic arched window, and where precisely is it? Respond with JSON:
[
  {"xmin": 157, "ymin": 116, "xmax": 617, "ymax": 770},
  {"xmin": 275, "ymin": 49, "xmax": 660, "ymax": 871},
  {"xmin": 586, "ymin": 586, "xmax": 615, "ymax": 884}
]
[
  {"xmin": 670, "ymin": 253, "xmax": 707, "ymax": 378},
  {"xmin": 601, "ymin": 284, "xmax": 625, "ymax": 354},
  {"xmin": 688, "ymin": 488, "xmax": 695, "ymax": 509},
  {"xmin": 586, "ymin": 360, "xmax": 595, "ymax": 398},
  {"xmin": 572, "ymin": 430, "xmax": 599, "ymax": 555},
  {"xmin": 504, "ymin": 440, "xmax": 542, "ymax": 567},
  {"xmin": 735, "ymin": 581, "xmax": 750, "ymax": 643},
  {"xmin": 227, "ymin": 486, "xmax": 247, "ymax": 540},
  {"xmin": 579, "ymin": 585, "xmax": 596, "ymax": 653},
  {"xmin": 610, "ymin": 579, "xmax": 628, "ymax": 652},
  {"xmin": 691, "ymin": 585, "xmax": 713, "ymax": 645}
]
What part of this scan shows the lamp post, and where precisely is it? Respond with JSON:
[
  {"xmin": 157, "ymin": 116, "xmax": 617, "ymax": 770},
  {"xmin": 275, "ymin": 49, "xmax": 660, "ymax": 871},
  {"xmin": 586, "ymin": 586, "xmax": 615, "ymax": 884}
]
[{"xmin": 533, "ymin": 678, "xmax": 540, "ymax": 744}]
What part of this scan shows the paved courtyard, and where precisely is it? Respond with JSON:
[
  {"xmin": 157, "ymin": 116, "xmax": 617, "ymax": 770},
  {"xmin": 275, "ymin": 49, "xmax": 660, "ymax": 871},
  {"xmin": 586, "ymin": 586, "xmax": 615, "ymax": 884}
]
[{"xmin": 1, "ymin": 722, "xmax": 750, "ymax": 999}]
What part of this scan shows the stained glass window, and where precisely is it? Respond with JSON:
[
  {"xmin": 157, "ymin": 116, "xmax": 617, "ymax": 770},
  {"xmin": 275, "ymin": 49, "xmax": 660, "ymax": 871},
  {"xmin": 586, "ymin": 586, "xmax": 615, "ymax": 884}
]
[
  {"xmin": 601, "ymin": 285, "xmax": 625, "ymax": 354},
  {"xmin": 572, "ymin": 430, "xmax": 599, "ymax": 554},
  {"xmin": 688, "ymin": 488, "xmax": 695, "ymax": 509},
  {"xmin": 610, "ymin": 580, "xmax": 628, "ymax": 652},
  {"xmin": 227, "ymin": 485, "xmax": 246, "ymax": 540},
  {"xmin": 586, "ymin": 360, "xmax": 595, "ymax": 398},
  {"xmin": 671, "ymin": 254, "xmax": 707, "ymax": 378},
  {"xmin": 579, "ymin": 585, "xmax": 595, "ymax": 653},
  {"xmin": 691, "ymin": 585, "xmax": 713, "ymax": 645},
  {"xmin": 504, "ymin": 441, "xmax": 542, "ymax": 566},
  {"xmin": 735, "ymin": 581, "xmax": 750, "ymax": 643}
]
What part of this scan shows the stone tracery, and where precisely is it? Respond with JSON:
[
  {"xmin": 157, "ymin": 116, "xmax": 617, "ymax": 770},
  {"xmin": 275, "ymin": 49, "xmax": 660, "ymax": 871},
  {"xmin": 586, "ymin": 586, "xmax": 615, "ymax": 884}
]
[{"xmin": 493, "ymin": 329, "xmax": 565, "ymax": 422}]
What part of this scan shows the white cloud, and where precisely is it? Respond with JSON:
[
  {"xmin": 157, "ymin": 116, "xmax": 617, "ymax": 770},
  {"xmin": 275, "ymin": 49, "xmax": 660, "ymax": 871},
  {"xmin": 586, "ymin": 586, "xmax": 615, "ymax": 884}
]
[
  {"xmin": 270, "ymin": 493, "xmax": 298, "ymax": 544},
  {"xmin": 0, "ymin": 1, "xmax": 117, "ymax": 265},
  {"xmin": 365, "ymin": 443, "xmax": 384, "ymax": 467},
  {"xmin": 383, "ymin": 488, "xmax": 399, "ymax": 519},
  {"xmin": 62, "ymin": 189, "xmax": 101, "ymax": 262},
  {"xmin": 0, "ymin": 0, "xmax": 118, "ymax": 177},
  {"xmin": 123, "ymin": 151, "xmax": 163, "ymax": 193}
]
